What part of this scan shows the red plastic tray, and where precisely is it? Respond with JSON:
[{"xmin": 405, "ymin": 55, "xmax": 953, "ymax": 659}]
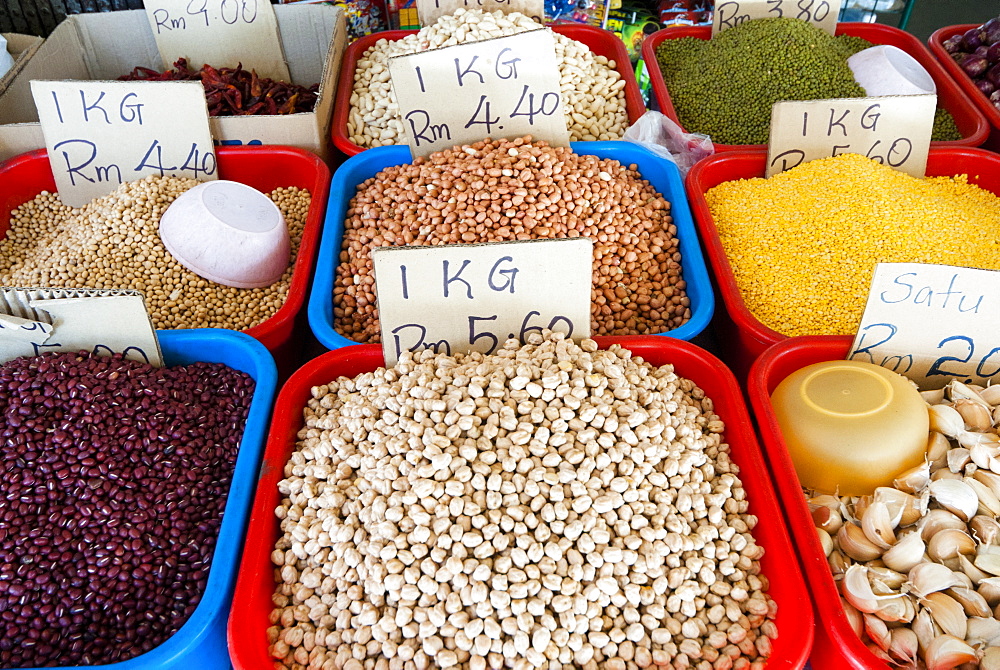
[
  {"xmin": 929, "ymin": 24, "xmax": 1000, "ymax": 151},
  {"xmin": 685, "ymin": 145, "xmax": 1000, "ymax": 380},
  {"xmin": 641, "ymin": 22, "xmax": 990, "ymax": 152},
  {"xmin": 332, "ymin": 24, "xmax": 647, "ymax": 157},
  {"xmin": 228, "ymin": 336, "xmax": 814, "ymax": 669},
  {"xmin": 0, "ymin": 146, "xmax": 330, "ymax": 367},
  {"xmin": 748, "ymin": 335, "xmax": 890, "ymax": 669}
]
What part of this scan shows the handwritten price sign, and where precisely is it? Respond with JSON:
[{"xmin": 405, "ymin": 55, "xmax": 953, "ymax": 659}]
[
  {"xmin": 712, "ymin": 0, "xmax": 842, "ymax": 35},
  {"xmin": 388, "ymin": 29, "xmax": 569, "ymax": 158},
  {"xmin": 766, "ymin": 95, "xmax": 936, "ymax": 178},
  {"xmin": 31, "ymin": 80, "xmax": 217, "ymax": 208},
  {"xmin": 417, "ymin": 0, "xmax": 545, "ymax": 27},
  {"xmin": 373, "ymin": 238, "xmax": 593, "ymax": 365},
  {"xmin": 143, "ymin": 0, "xmax": 289, "ymax": 81},
  {"xmin": 848, "ymin": 264, "xmax": 1000, "ymax": 390}
]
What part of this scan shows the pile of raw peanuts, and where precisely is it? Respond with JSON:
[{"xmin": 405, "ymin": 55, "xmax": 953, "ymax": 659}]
[
  {"xmin": 334, "ymin": 137, "xmax": 690, "ymax": 341},
  {"xmin": 348, "ymin": 10, "xmax": 629, "ymax": 148},
  {"xmin": 0, "ymin": 176, "xmax": 311, "ymax": 331},
  {"xmin": 269, "ymin": 330, "xmax": 777, "ymax": 670}
]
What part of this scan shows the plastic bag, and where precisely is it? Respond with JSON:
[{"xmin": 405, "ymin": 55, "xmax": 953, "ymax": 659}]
[
  {"xmin": 0, "ymin": 36, "xmax": 13, "ymax": 80},
  {"xmin": 622, "ymin": 110, "xmax": 714, "ymax": 176}
]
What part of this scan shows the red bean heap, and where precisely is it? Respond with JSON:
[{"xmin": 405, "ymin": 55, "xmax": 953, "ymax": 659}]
[{"xmin": 0, "ymin": 351, "xmax": 255, "ymax": 667}]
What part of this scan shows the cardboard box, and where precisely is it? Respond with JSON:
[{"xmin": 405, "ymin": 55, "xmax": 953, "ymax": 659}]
[
  {"xmin": 0, "ymin": 33, "xmax": 44, "ymax": 93},
  {"xmin": 0, "ymin": 5, "xmax": 345, "ymax": 163}
]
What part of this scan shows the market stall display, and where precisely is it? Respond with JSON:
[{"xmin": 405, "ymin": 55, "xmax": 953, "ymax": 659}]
[
  {"xmin": 308, "ymin": 139, "xmax": 713, "ymax": 350},
  {"xmin": 641, "ymin": 21, "xmax": 989, "ymax": 151},
  {"xmin": 228, "ymin": 333, "xmax": 813, "ymax": 670},
  {"xmin": 685, "ymin": 146, "xmax": 1000, "ymax": 379},
  {"xmin": 0, "ymin": 328, "xmax": 277, "ymax": 670},
  {"xmin": 332, "ymin": 14, "xmax": 645, "ymax": 156},
  {"xmin": 0, "ymin": 146, "xmax": 329, "ymax": 365}
]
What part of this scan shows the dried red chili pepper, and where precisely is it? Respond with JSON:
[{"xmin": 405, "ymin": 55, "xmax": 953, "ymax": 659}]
[{"xmin": 118, "ymin": 58, "xmax": 318, "ymax": 117}]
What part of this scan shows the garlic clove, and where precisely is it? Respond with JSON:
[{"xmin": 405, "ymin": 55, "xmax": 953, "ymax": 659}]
[
  {"xmin": 888, "ymin": 627, "xmax": 919, "ymax": 665},
  {"xmin": 841, "ymin": 597, "xmax": 864, "ymax": 637},
  {"xmin": 922, "ymin": 634, "xmax": 977, "ymax": 670},
  {"xmin": 865, "ymin": 642, "xmax": 894, "ymax": 663},
  {"xmin": 979, "ymin": 577, "xmax": 1000, "ymax": 605},
  {"xmin": 927, "ymin": 528, "xmax": 977, "ymax": 563},
  {"xmin": 971, "ymin": 515, "xmax": 1000, "ymax": 547},
  {"xmin": 929, "ymin": 479, "xmax": 981, "ymax": 522},
  {"xmin": 923, "ymin": 388, "xmax": 947, "ymax": 404},
  {"xmin": 931, "ymin": 404, "xmax": 968, "ymax": 438},
  {"xmin": 907, "ymin": 562, "xmax": 964, "ymax": 598},
  {"xmin": 953, "ymin": 398, "xmax": 993, "ymax": 432},
  {"xmin": 838, "ymin": 522, "xmax": 884, "ymax": 562},
  {"xmin": 949, "ymin": 381, "xmax": 992, "ymax": 411},
  {"xmin": 895, "ymin": 461, "xmax": 932, "ymax": 494},
  {"xmin": 809, "ymin": 494, "xmax": 842, "ymax": 511},
  {"xmin": 828, "ymin": 549, "xmax": 851, "ymax": 578},
  {"xmin": 981, "ymin": 646, "xmax": 1000, "ymax": 670},
  {"xmin": 929, "ymin": 431, "xmax": 952, "ymax": 469},
  {"xmin": 874, "ymin": 486, "xmax": 923, "ymax": 526},
  {"xmin": 965, "ymin": 476, "xmax": 1000, "ymax": 516},
  {"xmin": 959, "ymin": 553, "xmax": 991, "ymax": 586},
  {"xmin": 843, "ymin": 564, "xmax": 897, "ymax": 614},
  {"xmin": 868, "ymin": 565, "xmax": 908, "ymax": 590},
  {"xmin": 883, "ymin": 531, "xmax": 927, "ymax": 574},
  {"xmin": 948, "ymin": 447, "xmax": 973, "ymax": 473},
  {"xmin": 966, "ymin": 616, "xmax": 1000, "ymax": 647},
  {"xmin": 975, "ymin": 552, "xmax": 1000, "ymax": 577},
  {"xmin": 861, "ymin": 500, "xmax": 897, "ymax": 550},
  {"xmin": 816, "ymin": 527, "xmax": 833, "ymax": 557},
  {"xmin": 974, "ymin": 468, "xmax": 1000, "ymax": 499},
  {"xmin": 980, "ymin": 384, "xmax": 1000, "ymax": 406},
  {"xmin": 932, "ymin": 469, "xmax": 964, "ymax": 482},
  {"xmin": 946, "ymin": 586, "xmax": 992, "ymax": 617},
  {"xmin": 864, "ymin": 612, "xmax": 892, "ymax": 652},
  {"xmin": 874, "ymin": 594, "xmax": 916, "ymax": 623},
  {"xmin": 913, "ymin": 607, "xmax": 942, "ymax": 655},
  {"xmin": 958, "ymin": 430, "xmax": 1000, "ymax": 449},
  {"xmin": 970, "ymin": 442, "xmax": 1000, "ymax": 469},
  {"xmin": 921, "ymin": 509, "xmax": 970, "ymax": 542},
  {"xmin": 811, "ymin": 505, "xmax": 843, "ymax": 535},
  {"xmin": 923, "ymin": 592, "xmax": 969, "ymax": 640}
]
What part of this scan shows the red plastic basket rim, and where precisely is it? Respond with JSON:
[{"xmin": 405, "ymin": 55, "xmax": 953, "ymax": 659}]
[
  {"xmin": 640, "ymin": 22, "xmax": 990, "ymax": 151},
  {"xmin": 928, "ymin": 24, "xmax": 1000, "ymax": 132},
  {"xmin": 228, "ymin": 335, "xmax": 814, "ymax": 669}
]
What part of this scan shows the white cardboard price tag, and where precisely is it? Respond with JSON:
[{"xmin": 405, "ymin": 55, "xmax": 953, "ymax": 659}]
[
  {"xmin": 417, "ymin": 0, "xmax": 545, "ymax": 28},
  {"xmin": 847, "ymin": 263, "xmax": 1000, "ymax": 390},
  {"xmin": 0, "ymin": 288, "xmax": 163, "ymax": 367},
  {"xmin": 30, "ymin": 80, "xmax": 218, "ymax": 208},
  {"xmin": 711, "ymin": 0, "xmax": 842, "ymax": 35},
  {"xmin": 388, "ymin": 29, "xmax": 569, "ymax": 158},
  {"xmin": 374, "ymin": 238, "xmax": 593, "ymax": 366},
  {"xmin": 143, "ymin": 0, "xmax": 290, "ymax": 82},
  {"xmin": 766, "ymin": 94, "xmax": 935, "ymax": 178}
]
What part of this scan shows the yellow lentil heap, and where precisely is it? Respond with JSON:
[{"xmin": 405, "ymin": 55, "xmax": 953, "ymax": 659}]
[
  {"xmin": 0, "ymin": 176, "xmax": 311, "ymax": 331},
  {"xmin": 705, "ymin": 153, "xmax": 1000, "ymax": 336}
]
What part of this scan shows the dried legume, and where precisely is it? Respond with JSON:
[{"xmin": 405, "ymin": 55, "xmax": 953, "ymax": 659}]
[
  {"xmin": 0, "ymin": 351, "xmax": 254, "ymax": 667},
  {"xmin": 335, "ymin": 136, "xmax": 689, "ymax": 341},
  {"xmin": 1, "ymin": 176, "xmax": 311, "ymax": 331},
  {"xmin": 269, "ymin": 330, "xmax": 777, "ymax": 670},
  {"xmin": 654, "ymin": 17, "xmax": 962, "ymax": 145},
  {"xmin": 704, "ymin": 152, "xmax": 1000, "ymax": 337},
  {"xmin": 348, "ymin": 9, "xmax": 629, "ymax": 148}
]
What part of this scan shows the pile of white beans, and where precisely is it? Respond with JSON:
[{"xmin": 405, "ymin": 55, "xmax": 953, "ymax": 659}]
[
  {"xmin": 268, "ymin": 332, "xmax": 777, "ymax": 670},
  {"xmin": 347, "ymin": 9, "xmax": 630, "ymax": 148}
]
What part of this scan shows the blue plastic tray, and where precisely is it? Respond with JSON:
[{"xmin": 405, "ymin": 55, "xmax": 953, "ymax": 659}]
[
  {"xmin": 307, "ymin": 142, "xmax": 714, "ymax": 350},
  {"xmin": 18, "ymin": 329, "xmax": 278, "ymax": 670}
]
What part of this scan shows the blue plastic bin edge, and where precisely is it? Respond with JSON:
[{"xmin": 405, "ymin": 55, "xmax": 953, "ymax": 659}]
[
  {"xmin": 18, "ymin": 329, "xmax": 278, "ymax": 670},
  {"xmin": 307, "ymin": 141, "xmax": 715, "ymax": 351}
]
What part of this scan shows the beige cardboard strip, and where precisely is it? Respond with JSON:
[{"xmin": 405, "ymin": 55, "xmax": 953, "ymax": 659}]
[
  {"xmin": 0, "ymin": 287, "xmax": 163, "ymax": 366},
  {"xmin": 711, "ymin": 0, "xmax": 843, "ymax": 35},
  {"xmin": 848, "ymin": 263, "xmax": 1000, "ymax": 390},
  {"xmin": 143, "ymin": 0, "xmax": 291, "ymax": 81},
  {"xmin": 766, "ymin": 94, "xmax": 935, "ymax": 178},
  {"xmin": 388, "ymin": 28, "xmax": 569, "ymax": 158},
  {"xmin": 374, "ymin": 238, "xmax": 593, "ymax": 366}
]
